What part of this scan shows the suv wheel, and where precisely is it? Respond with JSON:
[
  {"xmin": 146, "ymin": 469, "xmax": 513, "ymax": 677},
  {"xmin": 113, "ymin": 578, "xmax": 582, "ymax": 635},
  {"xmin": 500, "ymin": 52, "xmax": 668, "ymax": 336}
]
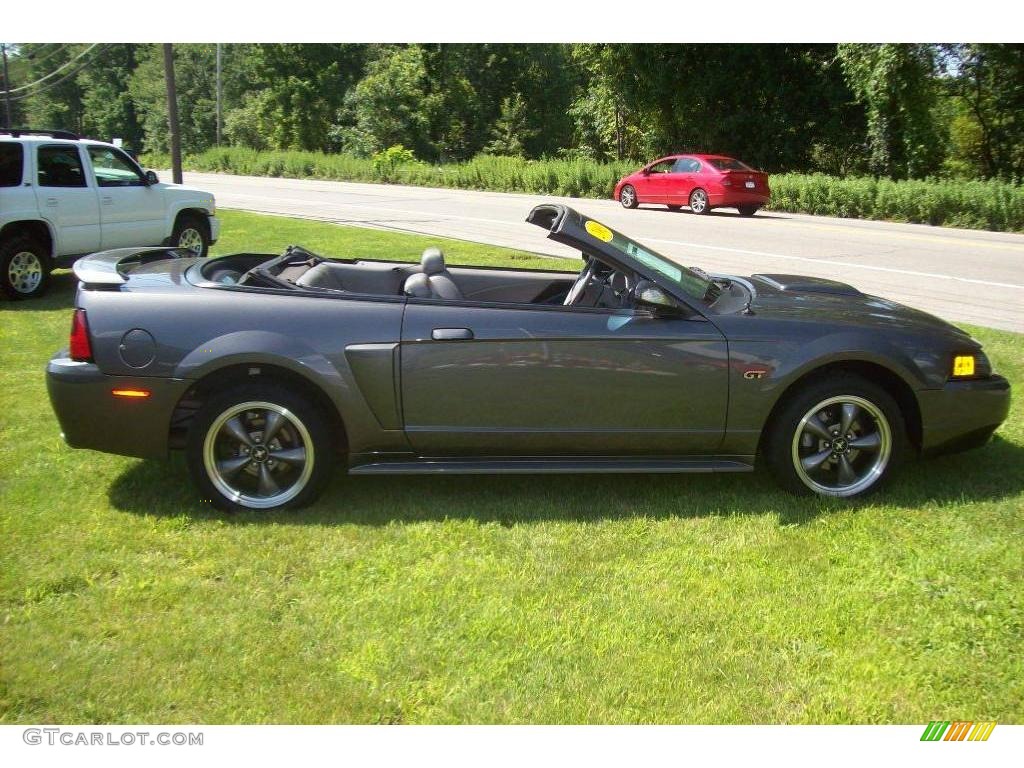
[
  {"xmin": 172, "ymin": 214, "xmax": 210, "ymax": 257},
  {"xmin": 1, "ymin": 236, "xmax": 51, "ymax": 300},
  {"xmin": 186, "ymin": 383, "xmax": 334, "ymax": 512},
  {"xmin": 763, "ymin": 374, "xmax": 906, "ymax": 498}
]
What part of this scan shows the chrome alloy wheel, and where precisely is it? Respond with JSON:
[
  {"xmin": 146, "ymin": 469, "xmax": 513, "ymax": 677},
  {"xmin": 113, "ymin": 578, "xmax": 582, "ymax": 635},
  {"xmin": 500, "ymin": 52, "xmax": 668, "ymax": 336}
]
[
  {"xmin": 620, "ymin": 186, "xmax": 636, "ymax": 207},
  {"xmin": 8, "ymin": 250, "xmax": 43, "ymax": 294},
  {"xmin": 689, "ymin": 189, "xmax": 708, "ymax": 214},
  {"xmin": 177, "ymin": 227, "xmax": 205, "ymax": 255},
  {"xmin": 203, "ymin": 401, "xmax": 314, "ymax": 509},
  {"xmin": 791, "ymin": 395, "xmax": 892, "ymax": 497}
]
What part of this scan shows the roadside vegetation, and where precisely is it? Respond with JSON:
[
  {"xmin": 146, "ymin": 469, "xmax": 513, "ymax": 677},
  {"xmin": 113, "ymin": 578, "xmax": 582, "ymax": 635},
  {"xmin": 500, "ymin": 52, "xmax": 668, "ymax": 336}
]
[
  {"xmin": 1, "ymin": 210, "xmax": 1022, "ymax": 724},
  {"xmin": 143, "ymin": 147, "xmax": 1024, "ymax": 232}
]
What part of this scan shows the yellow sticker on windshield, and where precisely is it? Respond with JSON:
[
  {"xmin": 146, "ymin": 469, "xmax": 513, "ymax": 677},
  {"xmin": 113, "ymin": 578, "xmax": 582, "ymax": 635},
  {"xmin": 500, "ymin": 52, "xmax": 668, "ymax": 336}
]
[{"xmin": 585, "ymin": 220, "xmax": 613, "ymax": 242}]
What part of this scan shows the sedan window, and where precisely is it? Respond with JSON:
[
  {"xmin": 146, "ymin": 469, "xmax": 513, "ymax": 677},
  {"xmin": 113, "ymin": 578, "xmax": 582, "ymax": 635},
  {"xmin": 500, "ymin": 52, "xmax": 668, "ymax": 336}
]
[
  {"xmin": 672, "ymin": 158, "xmax": 701, "ymax": 173},
  {"xmin": 647, "ymin": 159, "xmax": 676, "ymax": 173}
]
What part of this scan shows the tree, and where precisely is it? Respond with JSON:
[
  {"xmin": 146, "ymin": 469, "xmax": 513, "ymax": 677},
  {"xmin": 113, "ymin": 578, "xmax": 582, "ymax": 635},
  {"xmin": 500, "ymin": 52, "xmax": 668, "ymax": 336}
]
[
  {"xmin": 837, "ymin": 44, "xmax": 942, "ymax": 179},
  {"xmin": 335, "ymin": 46, "xmax": 435, "ymax": 159},
  {"xmin": 941, "ymin": 44, "xmax": 1024, "ymax": 180},
  {"xmin": 483, "ymin": 93, "xmax": 536, "ymax": 157}
]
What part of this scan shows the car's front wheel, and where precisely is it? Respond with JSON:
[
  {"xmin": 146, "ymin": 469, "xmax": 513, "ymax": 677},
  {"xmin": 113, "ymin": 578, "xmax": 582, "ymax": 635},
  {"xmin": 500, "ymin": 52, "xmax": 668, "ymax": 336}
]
[
  {"xmin": 1, "ymin": 235, "xmax": 51, "ymax": 300},
  {"xmin": 764, "ymin": 374, "xmax": 905, "ymax": 498},
  {"xmin": 689, "ymin": 188, "xmax": 710, "ymax": 215},
  {"xmin": 172, "ymin": 214, "xmax": 210, "ymax": 257},
  {"xmin": 186, "ymin": 383, "xmax": 334, "ymax": 511},
  {"xmin": 619, "ymin": 185, "xmax": 639, "ymax": 209}
]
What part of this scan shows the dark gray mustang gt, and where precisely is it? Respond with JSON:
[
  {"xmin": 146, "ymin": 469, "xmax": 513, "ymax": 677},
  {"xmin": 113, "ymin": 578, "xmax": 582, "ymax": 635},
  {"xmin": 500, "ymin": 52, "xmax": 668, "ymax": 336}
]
[{"xmin": 46, "ymin": 204, "xmax": 1009, "ymax": 511}]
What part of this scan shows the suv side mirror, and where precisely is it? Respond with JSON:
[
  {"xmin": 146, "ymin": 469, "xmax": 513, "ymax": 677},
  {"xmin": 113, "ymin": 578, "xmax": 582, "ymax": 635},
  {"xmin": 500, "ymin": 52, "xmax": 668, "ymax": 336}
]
[
  {"xmin": 144, "ymin": 170, "xmax": 159, "ymax": 185},
  {"xmin": 632, "ymin": 280, "xmax": 677, "ymax": 313}
]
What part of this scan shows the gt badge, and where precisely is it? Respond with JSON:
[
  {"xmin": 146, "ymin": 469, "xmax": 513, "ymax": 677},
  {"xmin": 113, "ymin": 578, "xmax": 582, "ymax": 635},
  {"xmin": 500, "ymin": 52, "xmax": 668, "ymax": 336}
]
[{"xmin": 744, "ymin": 368, "xmax": 768, "ymax": 380}]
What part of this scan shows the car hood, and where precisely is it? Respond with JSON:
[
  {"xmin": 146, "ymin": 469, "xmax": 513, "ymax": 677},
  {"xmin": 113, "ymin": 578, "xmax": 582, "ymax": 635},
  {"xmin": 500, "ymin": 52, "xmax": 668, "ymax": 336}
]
[{"xmin": 741, "ymin": 273, "xmax": 975, "ymax": 343}]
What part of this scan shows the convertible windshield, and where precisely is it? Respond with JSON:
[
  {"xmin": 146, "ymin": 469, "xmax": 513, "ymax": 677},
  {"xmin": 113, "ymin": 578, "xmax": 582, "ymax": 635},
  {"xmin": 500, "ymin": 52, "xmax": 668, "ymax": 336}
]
[{"xmin": 602, "ymin": 225, "xmax": 714, "ymax": 302}]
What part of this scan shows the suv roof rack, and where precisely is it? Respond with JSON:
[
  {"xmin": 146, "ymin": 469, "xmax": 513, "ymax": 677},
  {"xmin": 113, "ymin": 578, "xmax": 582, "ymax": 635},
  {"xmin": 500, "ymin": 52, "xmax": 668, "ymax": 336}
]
[{"xmin": 0, "ymin": 128, "xmax": 81, "ymax": 140}]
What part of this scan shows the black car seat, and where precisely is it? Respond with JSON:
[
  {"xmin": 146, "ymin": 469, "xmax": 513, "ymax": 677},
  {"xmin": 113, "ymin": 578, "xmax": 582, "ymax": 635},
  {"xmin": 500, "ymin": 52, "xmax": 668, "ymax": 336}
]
[{"xmin": 402, "ymin": 247, "xmax": 464, "ymax": 300}]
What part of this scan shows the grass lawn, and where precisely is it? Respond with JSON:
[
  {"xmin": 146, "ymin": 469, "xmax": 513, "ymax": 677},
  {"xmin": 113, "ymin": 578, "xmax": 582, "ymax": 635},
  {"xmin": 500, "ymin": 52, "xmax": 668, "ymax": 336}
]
[{"xmin": 1, "ymin": 209, "xmax": 1021, "ymax": 724}]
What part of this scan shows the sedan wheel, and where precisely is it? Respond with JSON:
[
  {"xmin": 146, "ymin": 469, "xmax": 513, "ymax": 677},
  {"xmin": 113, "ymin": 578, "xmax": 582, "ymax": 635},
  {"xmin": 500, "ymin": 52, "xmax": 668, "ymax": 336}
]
[
  {"xmin": 764, "ymin": 374, "xmax": 905, "ymax": 498},
  {"xmin": 689, "ymin": 188, "xmax": 710, "ymax": 215},
  {"xmin": 187, "ymin": 383, "xmax": 334, "ymax": 511},
  {"xmin": 619, "ymin": 185, "xmax": 638, "ymax": 209}
]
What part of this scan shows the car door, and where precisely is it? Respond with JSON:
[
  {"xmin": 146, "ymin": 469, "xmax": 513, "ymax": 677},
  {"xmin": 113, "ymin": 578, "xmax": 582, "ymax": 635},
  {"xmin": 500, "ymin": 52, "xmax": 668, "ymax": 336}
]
[
  {"xmin": 85, "ymin": 145, "xmax": 166, "ymax": 249},
  {"xmin": 638, "ymin": 158, "xmax": 676, "ymax": 204},
  {"xmin": 668, "ymin": 157, "xmax": 700, "ymax": 204},
  {"xmin": 32, "ymin": 144, "xmax": 101, "ymax": 256},
  {"xmin": 399, "ymin": 300, "xmax": 728, "ymax": 456}
]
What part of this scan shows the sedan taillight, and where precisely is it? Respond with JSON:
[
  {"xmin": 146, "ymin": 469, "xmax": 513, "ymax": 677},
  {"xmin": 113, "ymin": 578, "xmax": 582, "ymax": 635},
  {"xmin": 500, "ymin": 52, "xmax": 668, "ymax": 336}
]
[{"xmin": 69, "ymin": 309, "xmax": 94, "ymax": 362}]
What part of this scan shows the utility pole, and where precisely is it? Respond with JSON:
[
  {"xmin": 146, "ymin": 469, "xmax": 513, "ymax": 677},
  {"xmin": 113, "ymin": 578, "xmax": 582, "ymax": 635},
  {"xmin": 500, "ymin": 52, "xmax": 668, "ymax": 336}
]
[
  {"xmin": 215, "ymin": 43, "xmax": 222, "ymax": 146},
  {"xmin": 1, "ymin": 44, "xmax": 12, "ymax": 129},
  {"xmin": 162, "ymin": 43, "xmax": 183, "ymax": 184}
]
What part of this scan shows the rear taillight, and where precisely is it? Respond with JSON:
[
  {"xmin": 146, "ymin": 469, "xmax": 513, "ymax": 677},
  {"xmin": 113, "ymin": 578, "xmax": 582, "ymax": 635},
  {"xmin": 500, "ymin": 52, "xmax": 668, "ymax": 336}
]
[{"xmin": 69, "ymin": 309, "xmax": 94, "ymax": 362}]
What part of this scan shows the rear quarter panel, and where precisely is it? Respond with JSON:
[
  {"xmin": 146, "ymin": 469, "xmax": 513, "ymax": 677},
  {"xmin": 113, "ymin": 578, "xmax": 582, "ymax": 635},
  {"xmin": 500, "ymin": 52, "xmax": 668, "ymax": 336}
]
[{"xmin": 78, "ymin": 281, "xmax": 408, "ymax": 455}]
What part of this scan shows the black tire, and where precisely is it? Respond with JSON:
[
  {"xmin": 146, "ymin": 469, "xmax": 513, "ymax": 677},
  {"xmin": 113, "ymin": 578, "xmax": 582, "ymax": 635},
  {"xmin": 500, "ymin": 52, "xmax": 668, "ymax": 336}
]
[
  {"xmin": 186, "ymin": 382, "xmax": 335, "ymax": 512},
  {"xmin": 172, "ymin": 214, "xmax": 210, "ymax": 257},
  {"xmin": 1, "ymin": 235, "xmax": 51, "ymax": 300},
  {"xmin": 667, "ymin": 204, "xmax": 682, "ymax": 211},
  {"xmin": 689, "ymin": 188, "xmax": 711, "ymax": 215},
  {"xmin": 762, "ymin": 373, "xmax": 906, "ymax": 499},
  {"xmin": 738, "ymin": 205, "xmax": 759, "ymax": 217},
  {"xmin": 619, "ymin": 184, "xmax": 639, "ymax": 209}
]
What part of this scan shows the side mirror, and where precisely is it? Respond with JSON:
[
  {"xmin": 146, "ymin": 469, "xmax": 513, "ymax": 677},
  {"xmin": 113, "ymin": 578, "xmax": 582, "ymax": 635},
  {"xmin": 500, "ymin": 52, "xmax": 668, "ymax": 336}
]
[
  {"xmin": 144, "ymin": 170, "xmax": 159, "ymax": 185},
  {"xmin": 641, "ymin": 167, "xmax": 651, "ymax": 176},
  {"xmin": 632, "ymin": 280, "xmax": 677, "ymax": 313}
]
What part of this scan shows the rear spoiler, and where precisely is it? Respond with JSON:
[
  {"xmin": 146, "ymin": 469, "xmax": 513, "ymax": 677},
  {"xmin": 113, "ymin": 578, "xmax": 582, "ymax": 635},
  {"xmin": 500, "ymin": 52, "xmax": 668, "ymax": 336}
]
[{"xmin": 73, "ymin": 247, "xmax": 189, "ymax": 286}]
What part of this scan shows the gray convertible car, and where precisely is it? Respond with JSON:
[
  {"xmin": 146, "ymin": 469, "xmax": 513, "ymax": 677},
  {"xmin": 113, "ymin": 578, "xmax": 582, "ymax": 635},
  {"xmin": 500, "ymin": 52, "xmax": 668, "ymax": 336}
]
[{"xmin": 46, "ymin": 204, "xmax": 1010, "ymax": 510}]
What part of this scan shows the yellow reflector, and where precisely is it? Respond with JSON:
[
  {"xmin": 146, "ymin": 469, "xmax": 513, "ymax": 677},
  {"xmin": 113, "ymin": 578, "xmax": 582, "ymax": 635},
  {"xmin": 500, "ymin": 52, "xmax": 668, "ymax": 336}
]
[
  {"xmin": 953, "ymin": 355, "xmax": 975, "ymax": 377},
  {"xmin": 585, "ymin": 219, "xmax": 613, "ymax": 242},
  {"xmin": 112, "ymin": 388, "xmax": 151, "ymax": 399}
]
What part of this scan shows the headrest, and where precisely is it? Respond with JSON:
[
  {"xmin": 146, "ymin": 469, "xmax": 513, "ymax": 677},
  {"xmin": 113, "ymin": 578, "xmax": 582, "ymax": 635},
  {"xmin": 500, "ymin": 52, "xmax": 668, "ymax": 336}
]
[
  {"xmin": 421, "ymin": 247, "xmax": 446, "ymax": 275},
  {"xmin": 403, "ymin": 272, "xmax": 432, "ymax": 298}
]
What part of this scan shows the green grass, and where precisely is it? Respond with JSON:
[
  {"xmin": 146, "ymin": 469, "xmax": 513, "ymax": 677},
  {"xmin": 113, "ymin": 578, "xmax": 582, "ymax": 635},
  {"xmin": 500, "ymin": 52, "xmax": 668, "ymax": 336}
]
[
  {"xmin": 1, "ymin": 210, "xmax": 1022, "ymax": 724},
  {"xmin": 142, "ymin": 147, "xmax": 1024, "ymax": 232}
]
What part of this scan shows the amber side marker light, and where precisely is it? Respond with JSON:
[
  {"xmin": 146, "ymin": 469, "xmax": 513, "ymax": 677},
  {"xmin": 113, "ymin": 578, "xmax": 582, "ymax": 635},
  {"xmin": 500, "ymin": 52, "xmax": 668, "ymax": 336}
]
[
  {"xmin": 112, "ymin": 388, "xmax": 151, "ymax": 399},
  {"xmin": 952, "ymin": 355, "xmax": 976, "ymax": 378}
]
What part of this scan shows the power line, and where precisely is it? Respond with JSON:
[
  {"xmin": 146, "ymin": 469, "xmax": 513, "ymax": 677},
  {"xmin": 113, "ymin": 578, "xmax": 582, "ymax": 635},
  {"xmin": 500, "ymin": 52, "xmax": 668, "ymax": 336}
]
[
  {"xmin": 20, "ymin": 43, "xmax": 71, "ymax": 69},
  {"xmin": 5, "ymin": 43, "xmax": 100, "ymax": 94},
  {"xmin": 8, "ymin": 45, "xmax": 110, "ymax": 102}
]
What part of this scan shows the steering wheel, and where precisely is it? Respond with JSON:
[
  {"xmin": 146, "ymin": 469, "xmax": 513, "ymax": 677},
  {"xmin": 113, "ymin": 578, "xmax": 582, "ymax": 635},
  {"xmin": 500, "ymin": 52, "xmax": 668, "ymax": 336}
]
[{"xmin": 563, "ymin": 259, "xmax": 597, "ymax": 306}]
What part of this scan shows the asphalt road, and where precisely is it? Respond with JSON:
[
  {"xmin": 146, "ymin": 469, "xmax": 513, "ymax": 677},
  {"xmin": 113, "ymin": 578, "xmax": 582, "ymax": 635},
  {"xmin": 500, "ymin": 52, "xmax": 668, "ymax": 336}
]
[{"xmin": 176, "ymin": 171, "xmax": 1024, "ymax": 332}]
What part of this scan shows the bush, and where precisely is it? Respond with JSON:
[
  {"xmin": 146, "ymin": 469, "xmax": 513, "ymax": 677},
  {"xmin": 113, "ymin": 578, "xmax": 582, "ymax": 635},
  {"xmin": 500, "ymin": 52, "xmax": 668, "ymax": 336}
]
[{"xmin": 138, "ymin": 148, "xmax": 1024, "ymax": 233}]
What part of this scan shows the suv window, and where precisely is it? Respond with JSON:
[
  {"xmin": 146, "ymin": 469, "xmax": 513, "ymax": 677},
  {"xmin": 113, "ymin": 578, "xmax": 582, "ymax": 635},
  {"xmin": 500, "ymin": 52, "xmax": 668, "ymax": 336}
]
[
  {"xmin": 0, "ymin": 143, "xmax": 24, "ymax": 187},
  {"xmin": 87, "ymin": 146, "xmax": 146, "ymax": 187},
  {"xmin": 672, "ymin": 158, "xmax": 701, "ymax": 173},
  {"xmin": 37, "ymin": 145, "xmax": 87, "ymax": 188}
]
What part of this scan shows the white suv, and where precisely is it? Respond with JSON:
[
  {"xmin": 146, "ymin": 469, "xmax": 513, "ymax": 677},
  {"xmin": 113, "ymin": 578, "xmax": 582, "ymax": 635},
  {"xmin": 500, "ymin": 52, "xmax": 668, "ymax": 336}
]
[{"xmin": 0, "ymin": 129, "xmax": 220, "ymax": 299}]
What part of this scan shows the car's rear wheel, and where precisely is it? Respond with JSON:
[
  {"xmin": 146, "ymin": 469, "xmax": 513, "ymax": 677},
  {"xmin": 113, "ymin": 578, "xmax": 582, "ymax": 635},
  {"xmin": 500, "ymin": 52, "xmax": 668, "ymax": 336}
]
[
  {"xmin": 689, "ymin": 188, "xmax": 710, "ymax": 215},
  {"xmin": 619, "ymin": 184, "xmax": 638, "ymax": 209},
  {"xmin": 186, "ymin": 383, "xmax": 334, "ymax": 511},
  {"xmin": 738, "ymin": 205, "xmax": 759, "ymax": 217},
  {"xmin": 763, "ymin": 374, "xmax": 905, "ymax": 498},
  {"xmin": 1, "ymin": 235, "xmax": 51, "ymax": 300},
  {"xmin": 172, "ymin": 214, "xmax": 210, "ymax": 257}
]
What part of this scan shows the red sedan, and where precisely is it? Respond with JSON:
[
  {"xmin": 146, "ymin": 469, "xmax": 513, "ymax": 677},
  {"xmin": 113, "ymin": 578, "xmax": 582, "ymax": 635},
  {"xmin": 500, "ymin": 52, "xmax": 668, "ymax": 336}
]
[{"xmin": 614, "ymin": 154, "xmax": 770, "ymax": 216}]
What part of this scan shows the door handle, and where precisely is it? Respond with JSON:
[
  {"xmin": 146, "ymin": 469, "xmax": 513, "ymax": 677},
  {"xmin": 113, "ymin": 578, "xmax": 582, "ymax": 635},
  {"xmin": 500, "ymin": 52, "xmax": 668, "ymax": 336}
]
[
  {"xmin": 102, "ymin": 196, "xmax": 113, "ymax": 205},
  {"xmin": 45, "ymin": 197, "xmax": 58, "ymax": 207},
  {"xmin": 431, "ymin": 327, "xmax": 474, "ymax": 341}
]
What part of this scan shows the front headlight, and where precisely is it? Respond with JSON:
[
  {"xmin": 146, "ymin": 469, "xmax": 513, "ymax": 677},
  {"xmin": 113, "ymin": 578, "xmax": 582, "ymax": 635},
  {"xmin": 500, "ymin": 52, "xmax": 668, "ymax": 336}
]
[{"xmin": 951, "ymin": 350, "xmax": 991, "ymax": 379}]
